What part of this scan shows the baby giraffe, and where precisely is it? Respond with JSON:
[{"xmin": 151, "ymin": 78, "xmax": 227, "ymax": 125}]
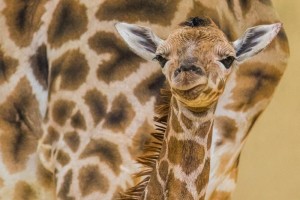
[{"xmin": 116, "ymin": 17, "xmax": 281, "ymax": 200}]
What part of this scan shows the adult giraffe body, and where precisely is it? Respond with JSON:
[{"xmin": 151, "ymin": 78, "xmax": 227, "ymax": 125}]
[{"xmin": 0, "ymin": 0, "xmax": 289, "ymax": 200}]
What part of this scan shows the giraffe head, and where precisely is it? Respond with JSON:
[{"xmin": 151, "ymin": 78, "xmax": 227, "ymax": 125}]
[{"xmin": 116, "ymin": 17, "xmax": 281, "ymax": 109}]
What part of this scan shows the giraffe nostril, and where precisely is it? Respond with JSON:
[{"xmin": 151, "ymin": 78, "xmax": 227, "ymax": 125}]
[{"xmin": 174, "ymin": 65, "xmax": 203, "ymax": 77}]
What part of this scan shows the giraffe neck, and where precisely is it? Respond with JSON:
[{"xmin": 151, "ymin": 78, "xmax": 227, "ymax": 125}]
[{"xmin": 144, "ymin": 97, "xmax": 215, "ymax": 200}]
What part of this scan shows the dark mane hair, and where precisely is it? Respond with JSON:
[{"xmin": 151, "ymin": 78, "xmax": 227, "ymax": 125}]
[
  {"xmin": 180, "ymin": 16, "xmax": 212, "ymax": 27},
  {"xmin": 119, "ymin": 86, "xmax": 171, "ymax": 200}
]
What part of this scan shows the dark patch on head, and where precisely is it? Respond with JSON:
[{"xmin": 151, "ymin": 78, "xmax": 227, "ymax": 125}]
[
  {"xmin": 13, "ymin": 181, "xmax": 37, "ymax": 200},
  {"xmin": 36, "ymin": 161, "xmax": 55, "ymax": 190},
  {"xmin": 103, "ymin": 94, "xmax": 136, "ymax": 133},
  {"xmin": 180, "ymin": 16, "xmax": 212, "ymax": 27},
  {"xmin": 63, "ymin": 131, "xmax": 80, "ymax": 152},
  {"xmin": 180, "ymin": 113, "xmax": 193, "ymax": 129},
  {"xmin": 195, "ymin": 159, "xmax": 210, "ymax": 194},
  {"xmin": 187, "ymin": 1, "xmax": 219, "ymax": 28},
  {"xmin": 0, "ymin": 77, "xmax": 42, "ymax": 173},
  {"xmin": 168, "ymin": 137, "xmax": 205, "ymax": 175},
  {"xmin": 259, "ymin": 0, "xmax": 272, "ymax": 6},
  {"xmin": 134, "ymin": 71, "xmax": 166, "ymax": 104},
  {"xmin": 44, "ymin": 126, "xmax": 59, "ymax": 145},
  {"xmin": 52, "ymin": 99, "xmax": 75, "ymax": 126},
  {"xmin": 3, "ymin": 0, "xmax": 47, "ymax": 47},
  {"xmin": 30, "ymin": 44, "xmax": 49, "ymax": 89},
  {"xmin": 47, "ymin": 0, "xmax": 88, "ymax": 48},
  {"xmin": 239, "ymin": 0, "xmax": 251, "ymax": 16},
  {"xmin": 50, "ymin": 49, "xmax": 89, "ymax": 94},
  {"xmin": 71, "ymin": 111, "xmax": 86, "ymax": 130},
  {"xmin": 158, "ymin": 160, "xmax": 169, "ymax": 182},
  {"xmin": 0, "ymin": 49, "xmax": 18, "ymax": 85},
  {"xmin": 78, "ymin": 165, "xmax": 109, "ymax": 196},
  {"xmin": 129, "ymin": 120, "xmax": 154, "ymax": 159},
  {"xmin": 80, "ymin": 139, "xmax": 122, "ymax": 175},
  {"xmin": 171, "ymin": 110, "xmax": 183, "ymax": 133},
  {"xmin": 226, "ymin": 62, "xmax": 282, "ymax": 111},
  {"xmin": 83, "ymin": 89, "xmax": 107, "ymax": 125},
  {"xmin": 165, "ymin": 171, "xmax": 193, "ymax": 199},
  {"xmin": 144, "ymin": 169, "xmax": 164, "ymax": 199},
  {"xmin": 58, "ymin": 170, "xmax": 75, "ymax": 200},
  {"xmin": 214, "ymin": 116, "xmax": 238, "ymax": 146},
  {"xmin": 88, "ymin": 31, "xmax": 145, "ymax": 83},
  {"xmin": 56, "ymin": 150, "xmax": 70, "ymax": 166},
  {"xmin": 96, "ymin": 0, "xmax": 181, "ymax": 26}
]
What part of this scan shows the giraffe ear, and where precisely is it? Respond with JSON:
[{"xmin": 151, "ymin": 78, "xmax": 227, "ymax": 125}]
[
  {"xmin": 115, "ymin": 22, "xmax": 164, "ymax": 61},
  {"xmin": 233, "ymin": 23, "xmax": 282, "ymax": 62}
]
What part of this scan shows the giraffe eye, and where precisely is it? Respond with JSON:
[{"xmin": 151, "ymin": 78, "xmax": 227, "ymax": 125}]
[
  {"xmin": 153, "ymin": 55, "xmax": 168, "ymax": 68},
  {"xmin": 220, "ymin": 56, "xmax": 235, "ymax": 69}
]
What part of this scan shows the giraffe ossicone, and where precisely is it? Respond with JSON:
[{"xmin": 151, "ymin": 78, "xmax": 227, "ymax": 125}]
[{"xmin": 116, "ymin": 17, "xmax": 281, "ymax": 199}]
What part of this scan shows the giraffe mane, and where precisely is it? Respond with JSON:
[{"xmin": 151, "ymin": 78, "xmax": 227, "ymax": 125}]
[{"xmin": 119, "ymin": 85, "xmax": 171, "ymax": 200}]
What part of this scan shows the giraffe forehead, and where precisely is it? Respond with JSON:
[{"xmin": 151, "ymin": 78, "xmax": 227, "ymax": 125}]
[{"xmin": 159, "ymin": 27, "xmax": 234, "ymax": 57}]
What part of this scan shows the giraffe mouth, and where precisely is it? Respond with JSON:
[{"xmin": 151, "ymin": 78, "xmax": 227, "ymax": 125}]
[
  {"xmin": 172, "ymin": 71, "xmax": 207, "ymax": 91},
  {"xmin": 172, "ymin": 84, "xmax": 206, "ymax": 100}
]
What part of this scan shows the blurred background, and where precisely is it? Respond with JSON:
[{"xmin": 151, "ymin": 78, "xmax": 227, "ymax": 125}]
[{"xmin": 233, "ymin": 0, "xmax": 300, "ymax": 199}]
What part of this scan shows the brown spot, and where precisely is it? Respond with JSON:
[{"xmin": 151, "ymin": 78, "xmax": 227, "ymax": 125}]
[
  {"xmin": 88, "ymin": 31, "xmax": 145, "ymax": 83},
  {"xmin": 103, "ymin": 94, "xmax": 135, "ymax": 133},
  {"xmin": 195, "ymin": 159, "xmax": 210, "ymax": 194},
  {"xmin": 144, "ymin": 169, "xmax": 164, "ymax": 199},
  {"xmin": 168, "ymin": 137, "xmax": 205, "ymax": 175},
  {"xmin": 180, "ymin": 113, "xmax": 193, "ymax": 129},
  {"xmin": 56, "ymin": 150, "xmax": 70, "ymax": 166},
  {"xmin": 239, "ymin": 0, "xmax": 252, "ymax": 16},
  {"xmin": 3, "ymin": 0, "xmax": 47, "ymax": 47},
  {"xmin": 158, "ymin": 160, "xmax": 169, "ymax": 182},
  {"xmin": 215, "ymin": 116, "xmax": 238, "ymax": 145},
  {"xmin": 71, "ymin": 111, "xmax": 86, "ymax": 130},
  {"xmin": 210, "ymin": 190, "xmax": 231, "ymax": 200},
  {"xmin": 171, "ymin": 111, "xmax": 183, "ymax": 133},
  {"xmin": 50, "ymin": 49, "xmax": 89, "ymax": 93},
  {"xmin": 0, "ymin": 48, "xmax": 18, "ymax": 84},
  {"xmin": 194, "ymin": 120, "xmax": 212, "ymax": 138},
  {"xmin": 207, "ymin": 128, "xmax": 213, "ymax": 151},
  {"xmin": 78, "ymin": 165, "xmax": 109, "ymax": 196},
  {"xmin": 52, "ymin": 99, "xmax": 75, "ymax": 126},
  {"xmin": 30, "ymin": 44, "xmax": 48, "ymax": 89},
  {"xmin": 134, "ymin": 71, "xmax": 166, "ymax": 104},
  {"xmin": 80, "ymin": 139, "xmax": 122, "ymax": 175},
  {"xmin": 44, "ymin": 126, "xmax": 59, "ymax": 145},
  {"xmin": 166, "ymin": 171, "xmax": 193, "ymax": 200},
  {"xmin": 47, "ymin": 0, "xmax": 88, "ymax": 48},
  {"xmin": 36, "ymin": 161, "xmax": 54, "ymax": 190},
  {"xmin": 0, "ymin": 77, "xmax": 42, "ymax": 173},
  {"xmin": 63, "ymin": 131, "xmax": 80, "ymax": 152},
  {"xmin": 83, "ymin": 89, "xmax": 107, "ymax": 125},
  {"xmin": 217, "ymin": 154, "xmax": 232, "ymax": 175},
  {"xmin": 226, "ymin": 63, "xmax": 282, "ymax": 111},
  {"xmin": 58, "ymin": 170, "xmax": 75, "ymax": 200},
  {"xmin": 13, "ymin": 181, "xmax": 37, "ymax": 200},
  {"xmin": 96, "ymin": 0, "xmax": 181, "ymax": 26},
  {"xmin": 129, "ymin": 120, "xmax": 154, "ymax": 159}
]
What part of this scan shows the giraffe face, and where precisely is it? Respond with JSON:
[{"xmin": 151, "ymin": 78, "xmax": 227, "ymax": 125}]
[
  {"xmin": 155, "ymin": 24, "xmax": 235, "ymax": 107},
  {"xmin": 116, "ymin": 17, "xmax": 282, "ymax": 108}
]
